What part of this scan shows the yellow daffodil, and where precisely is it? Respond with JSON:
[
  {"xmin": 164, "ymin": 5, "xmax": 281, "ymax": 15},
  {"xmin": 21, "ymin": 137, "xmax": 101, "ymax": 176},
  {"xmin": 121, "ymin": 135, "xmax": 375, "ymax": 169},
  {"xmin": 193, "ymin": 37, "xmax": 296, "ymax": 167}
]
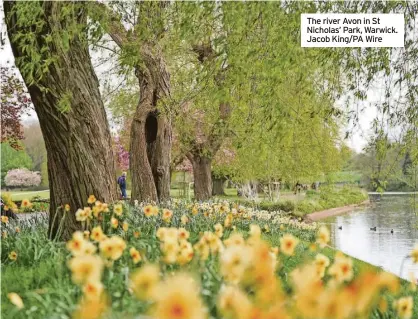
[
  {"xmin": 280, "ymin": 234, "xmax": 299, "ymax": 256},
  {"xmin": 328, "ymin": 255, "xmax": 353, "ymax": 283},
  {"xmin": 394, "ymin": 296, "xmax": 413, "ymax": 319},
  {"xmin": 84, "ymin": 242, "xmax": 97, "ymax": 255},
  {"xmin": 130, "ymin": 264, "xmax": 160, "ymax": 300},
  {"xmin": 87, "ymin": 195, "xmax": 96, "ymax": 204},
  {"xmin": 221, "ymin": 245, "xmax": 251, "ymax": 284},
  {"xmin": 224, "ymin": 214, "xmax": 233, "ymax": 228},
  {"xmin": 110, "ymin": 217, "xmax": 119, "ymax": 229},
  {"xmin": 21, "ymin": 199, "xmax": 32, "ymax": 208},
  {"xmin": 143, "ymin": 205, "xmax": 153, "ymax": 217},
  {"xmin": 75, "ymin": 209, "xmax": 87, "ymax": 222},
  {"xmin": 90, "ymin": 226, "xmax": 104, "ymax": 242},
  {"xmin": 130, "ymin": 247, "xmax": 142, "ymax": 264},
  {"xmin": 162, "ymin": 209, "xmax": 173, "ymax": 222},
  {"xmin": 9, "ymin": 251, "xmax": 17, "ymax": 261},
  {"xmin": 113, "ymin": 204, "xmax": 123, "ymax": 216},
  {"xmin": 178, "ymin": 228, "xmax": 190, "ymax": 240},
  {"xmin": 249, "ymin": 224, "xmax": 261, "ymax": 239},
  {"xmin": 224, "ymin": 233, "xmax": 245, "ymax": 247},
  {"xmin": 72, "ymin": 294, "xmax": 108, "ymax": 319},
  {"xmin": 82, "ymin": 281, "xmax": 104, "ymax": 301},
  {"xmin": 217, "ymin": 285, "xmax": 252, "ymax": 319},
  {"xmin": 99, "ymin": 236, "xmax": 126, "ymax": 260},
  {"xmin": 317, "ymin": 226, "xmax": 330, "ymax": 248},
  {"xmin": 122, "ymin": 222, "xmax": 129, "ymax": 232},
  {"xmin": 7, "ymin": 292, "xmax": 24, "ymax": 309},
  {"xmin": 68, "ymin": 254, "xmax": 103, "ymax": 285},
  {"xmin": 181, "ymin": 214, "xmax": 189, "ymax": 225},
  {"xmin": 214, "ymin": 223, "xmax": 223, "ymax": 238},
  {"xmin": 2, "ymin": 216, "xmax": 9, "ymax": 224},
  {"xmin": 66, "ymin": 231, "xmax": 87, "ymax": 256},
  {"xmin": 152, "ymin": 273, "xmax": 206, "ymax": 319}
]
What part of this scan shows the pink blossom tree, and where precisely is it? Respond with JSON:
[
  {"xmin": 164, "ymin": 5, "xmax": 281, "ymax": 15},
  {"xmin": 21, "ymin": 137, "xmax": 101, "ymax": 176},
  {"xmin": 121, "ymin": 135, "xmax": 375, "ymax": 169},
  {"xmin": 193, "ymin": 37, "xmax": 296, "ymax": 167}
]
[
  {"xmin": 5, "ymin": 168, "xmax": 41, "ymax": 189},
  {"xmin": 112, "ymin": 136, "xmax": 129, "ymax": 171}
]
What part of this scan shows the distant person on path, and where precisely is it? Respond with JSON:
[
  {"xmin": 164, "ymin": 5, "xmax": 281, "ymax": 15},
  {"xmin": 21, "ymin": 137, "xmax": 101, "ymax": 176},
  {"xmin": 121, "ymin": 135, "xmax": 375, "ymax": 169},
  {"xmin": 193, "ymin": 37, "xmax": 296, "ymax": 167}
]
[
  {"xmin": 117, "ymin": 172, "xmax": 127, "ymax": 199},
  {"xmin": 294, "ymin": 181, "xmax": 302, "ymax": 194}
]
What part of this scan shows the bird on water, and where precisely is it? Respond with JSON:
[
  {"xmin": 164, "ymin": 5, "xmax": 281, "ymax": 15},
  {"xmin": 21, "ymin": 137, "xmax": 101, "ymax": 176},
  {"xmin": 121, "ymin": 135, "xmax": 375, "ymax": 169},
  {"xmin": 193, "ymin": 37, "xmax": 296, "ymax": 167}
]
[{"xmin": 370, "ymin": 227, "xmax": 376, "ymax": 231}]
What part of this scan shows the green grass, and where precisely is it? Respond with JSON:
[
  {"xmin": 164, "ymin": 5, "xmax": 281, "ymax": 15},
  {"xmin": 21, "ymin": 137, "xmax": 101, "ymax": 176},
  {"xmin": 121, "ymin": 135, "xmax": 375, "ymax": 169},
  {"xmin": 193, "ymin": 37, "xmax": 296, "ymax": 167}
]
[
  {"xmin": 2, "ymin": 190, "xmax": 50, "ymax": 201},
  {"xmin": 3, "ymin": 188, "xmax": 301, "ymax": 202},
  {"xmin": 294, "ymin": 186, "xmax": 368, "ymax": 216}
]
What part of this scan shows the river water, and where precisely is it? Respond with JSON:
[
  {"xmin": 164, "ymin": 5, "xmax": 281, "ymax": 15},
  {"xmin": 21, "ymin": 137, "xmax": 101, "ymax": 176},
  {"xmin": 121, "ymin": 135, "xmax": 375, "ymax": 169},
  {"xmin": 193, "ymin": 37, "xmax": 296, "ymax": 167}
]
[{"xmin": 324, "ymin": 195, "xmax": 418, "ymax": 280}]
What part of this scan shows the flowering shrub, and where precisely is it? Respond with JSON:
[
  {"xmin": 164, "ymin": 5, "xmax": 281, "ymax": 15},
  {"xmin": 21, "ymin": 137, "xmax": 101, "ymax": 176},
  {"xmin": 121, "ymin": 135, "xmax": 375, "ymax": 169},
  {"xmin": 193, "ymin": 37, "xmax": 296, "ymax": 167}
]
[
  {"xmin": 1, "ymin": 198, "xmax": 417, "ymax": 319},
  {"xmin": 4, "ymin": 168, "xmax": 41, "ymax": 188}
]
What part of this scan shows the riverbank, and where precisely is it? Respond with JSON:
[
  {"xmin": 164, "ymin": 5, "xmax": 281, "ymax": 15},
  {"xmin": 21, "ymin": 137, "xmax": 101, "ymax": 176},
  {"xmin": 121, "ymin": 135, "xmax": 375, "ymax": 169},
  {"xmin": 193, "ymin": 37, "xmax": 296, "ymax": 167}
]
[{"xmin": 305, "ymin": 199, "xmax": 370, "ymax": 221}]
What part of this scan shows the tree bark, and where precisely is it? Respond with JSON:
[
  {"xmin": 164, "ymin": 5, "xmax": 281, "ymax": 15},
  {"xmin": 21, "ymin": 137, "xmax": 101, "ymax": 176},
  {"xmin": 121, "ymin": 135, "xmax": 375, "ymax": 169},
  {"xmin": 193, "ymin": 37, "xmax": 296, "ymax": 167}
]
[
  {"xmin": 5, "ymin": 2, "xmax": 117, "ymax": 240},
  {"xmin": 130, "ymin": 48, "xmax": 171, "ymax": 203},
  {"xmin": 188, "ymin": 154, "xmax": 212, "ymax": 201},
  {"xmin": 212, "ymin": 175, "xmax": 226, "ymax": 196}
]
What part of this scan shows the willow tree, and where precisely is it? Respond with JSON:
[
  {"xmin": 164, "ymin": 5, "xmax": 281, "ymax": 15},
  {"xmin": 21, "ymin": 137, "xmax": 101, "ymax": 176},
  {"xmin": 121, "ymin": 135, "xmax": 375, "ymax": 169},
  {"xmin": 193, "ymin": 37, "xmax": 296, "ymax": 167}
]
[
  {"xmin": 4, "ymin": 1, "xmax": 117, "ymax": 240},
  {"xmin": 166, "ymin": 2, "xmax": 342, "ymax": 200}
]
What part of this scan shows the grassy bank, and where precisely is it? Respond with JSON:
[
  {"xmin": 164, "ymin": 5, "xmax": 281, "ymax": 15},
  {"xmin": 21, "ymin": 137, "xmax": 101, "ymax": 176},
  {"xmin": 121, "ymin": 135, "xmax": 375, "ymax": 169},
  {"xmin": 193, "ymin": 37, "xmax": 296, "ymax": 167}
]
[
  {"xmin": 236, "ymin": 186, "xmax": 368, "ymax": 217},
  {"xmin": 1, "ymin": 198, "xmax": 416, "ymax": 319}
]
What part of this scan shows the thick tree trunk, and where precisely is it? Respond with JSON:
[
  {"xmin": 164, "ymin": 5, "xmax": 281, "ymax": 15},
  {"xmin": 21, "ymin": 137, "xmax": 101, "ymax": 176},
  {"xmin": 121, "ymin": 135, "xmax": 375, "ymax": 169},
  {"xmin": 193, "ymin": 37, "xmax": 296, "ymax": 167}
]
[
  {"xmin": 5, "ymin": 2, "xmax": 117, "ymax": 240},
  {"xmin": 130, "ymin": 49, "xmax": 171, "ymax": 203},
  {"xmin": 212, "ymin": 175, "xmax": 226, "ymax": 196},
  {"xmin": 188, "ymin": 154, "xmax": 212, "ymax": 201}
]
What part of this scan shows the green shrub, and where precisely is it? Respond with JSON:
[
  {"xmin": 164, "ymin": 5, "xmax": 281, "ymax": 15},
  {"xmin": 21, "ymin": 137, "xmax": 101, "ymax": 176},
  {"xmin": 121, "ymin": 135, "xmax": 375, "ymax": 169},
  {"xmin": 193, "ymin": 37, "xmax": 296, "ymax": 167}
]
[{"xmin": 259, "ymin": 200, "xmax": 295, "ymax": 212}]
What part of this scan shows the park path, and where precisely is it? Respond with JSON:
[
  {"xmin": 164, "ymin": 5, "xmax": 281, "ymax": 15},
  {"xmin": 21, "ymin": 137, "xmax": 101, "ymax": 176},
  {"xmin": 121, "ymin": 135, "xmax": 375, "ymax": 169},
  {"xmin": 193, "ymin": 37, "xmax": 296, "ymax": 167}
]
[{"xmin": 305, "ymin": 200, "xmax": 370, "ymax": 221}]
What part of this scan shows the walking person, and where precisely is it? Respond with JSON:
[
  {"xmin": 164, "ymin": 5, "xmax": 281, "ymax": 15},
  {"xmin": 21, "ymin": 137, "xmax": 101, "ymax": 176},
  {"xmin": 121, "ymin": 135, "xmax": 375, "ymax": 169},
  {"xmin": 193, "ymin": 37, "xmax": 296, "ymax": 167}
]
[{"xmin": 117, "ymin": 172, "xmax": 127, "ymax": 199}]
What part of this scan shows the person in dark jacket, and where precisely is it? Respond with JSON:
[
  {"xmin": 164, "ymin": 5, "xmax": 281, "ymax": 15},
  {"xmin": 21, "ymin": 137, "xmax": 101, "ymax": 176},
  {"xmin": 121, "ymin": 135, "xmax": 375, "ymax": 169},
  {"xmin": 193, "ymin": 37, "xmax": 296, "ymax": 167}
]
[{"xmin": 117, "ymin": 172, "xmax": 127, "ymax": 199}]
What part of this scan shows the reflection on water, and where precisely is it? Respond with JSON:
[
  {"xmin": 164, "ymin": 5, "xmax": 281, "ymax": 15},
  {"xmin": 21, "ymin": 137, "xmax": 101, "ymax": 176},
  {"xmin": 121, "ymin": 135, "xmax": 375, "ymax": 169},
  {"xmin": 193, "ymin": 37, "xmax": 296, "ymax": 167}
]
[{"xmin": 324, "ymin": 196, "xmax": 418, "ymax": 280}]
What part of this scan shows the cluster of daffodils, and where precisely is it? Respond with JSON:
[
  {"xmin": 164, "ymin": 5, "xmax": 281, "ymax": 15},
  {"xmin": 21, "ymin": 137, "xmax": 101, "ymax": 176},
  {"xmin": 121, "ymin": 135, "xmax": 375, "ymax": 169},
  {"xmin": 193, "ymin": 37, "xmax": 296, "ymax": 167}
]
[
  {"xmin": 156, "ymin": 227, "xmax": 194, "ymax": 265},
  {"xmin": 272, "ymin": 215, "xmax": 318, "ymax": 231},
  {"xmin": 193, "ymin": 225, "xmax": 224, "ymax": 260},
  {"xmin": 1, "ymin": 198, "xmax": 31, "ymax": 239},
  {"xmin": 75, "ymin": 195, "xmax": 111, "ymax": 223},
  {"xmin": 1, "ymin": 193, "xmax": 20, "ymax": 213},
  {"xmin": 4, "ymin": 197, "xmax": 418, "ymax": 319},
  {"xmin": 137, "ymin": 200, "xmax": 317, "ymax": 232},
  {"xmin": 66, "ymin": 228, "xmax": 131, "ymax": 319}
]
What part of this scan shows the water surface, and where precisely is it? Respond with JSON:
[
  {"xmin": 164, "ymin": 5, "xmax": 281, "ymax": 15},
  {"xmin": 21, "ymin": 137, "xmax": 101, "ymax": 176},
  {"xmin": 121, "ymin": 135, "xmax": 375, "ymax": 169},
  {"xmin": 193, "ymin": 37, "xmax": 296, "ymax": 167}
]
[{"xmin": 324, "ymin": 196, "xmax": 418, "ymax": 280}]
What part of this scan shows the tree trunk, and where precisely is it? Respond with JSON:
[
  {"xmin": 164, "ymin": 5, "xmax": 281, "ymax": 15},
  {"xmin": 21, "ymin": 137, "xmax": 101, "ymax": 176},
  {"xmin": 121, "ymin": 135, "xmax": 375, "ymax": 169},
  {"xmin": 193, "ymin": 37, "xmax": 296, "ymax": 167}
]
[
  {"xmin": 212, "ymin": 175, "xmax": 226, "ymax": 196},
  {"xmin": 130, "ymin": 48, "xmax": 171, "ymax": 203},
  {"xmin": 188, "ymin": 154, "xmax": 212, "ymax": 201},
  {"xmin": 5, "ymin": 2, "xmax": 117, "ymax": 240}
]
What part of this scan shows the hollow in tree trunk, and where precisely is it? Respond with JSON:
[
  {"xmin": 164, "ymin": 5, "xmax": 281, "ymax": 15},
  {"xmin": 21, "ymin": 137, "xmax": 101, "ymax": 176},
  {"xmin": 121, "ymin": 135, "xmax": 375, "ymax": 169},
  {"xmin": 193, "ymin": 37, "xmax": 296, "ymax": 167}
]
[
  {"xmin": 130, "ymin": 50, "xmax": 171, "ymax": 203},
  {"xmin": 5, "ymin": 2, "xmax": 117, "ymax": 240}
]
